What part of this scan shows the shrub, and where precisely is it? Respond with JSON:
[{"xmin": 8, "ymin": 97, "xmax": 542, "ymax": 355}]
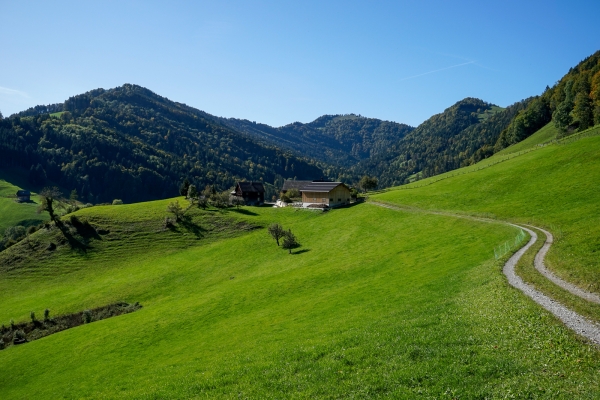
[
  {"xmin": 26, "ymin": 225, "xmax": 38, "ymax": 235},
  {"xmin": 167, "ymin": 200, "xmax": 184, "ymax": 220},
  {"xmin": 44, "ymin": 309, "xmax": 50, "ymax": 321},
  {"xmin": 10, "ymin": 319, "xmax": 15, "ymax": 330},
  {"xmin": 0, "ymin": 338, "xmax": 4, "ymax": 350},
  {"xmin": 112, "ymin": 199, "xmax": 124, "ymax": 205},
  {"xmin": 82, "ymin": 310, "xmax": 92, "ymax": 324},
  {"xmin": 13, "ymin": 330, "xmax": 26, "ymax": 342},
  {"xmin": 30, "ymin": 311, "xmax": 36, "ymax": 323}
]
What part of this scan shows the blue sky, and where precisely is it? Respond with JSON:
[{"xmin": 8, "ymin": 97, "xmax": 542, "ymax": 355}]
[{"xmin": 1, "ymin": 0, "xmax": 599, "ymax": 127}]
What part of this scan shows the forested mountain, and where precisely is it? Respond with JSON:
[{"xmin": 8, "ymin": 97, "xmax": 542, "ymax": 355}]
[
  {"xmin": 219, "ymin": 114, "xmax": 414, "ymax": 168},
  {"xmin": 0, "ymin": 84, "xmax": 323, "ymax": 203},
  {"xmin": 495, "ymin": 50, "xmax": 600, "ymax": 150},
  {"xmin": 350, "ymin": 98, "xmax": 533, "ymax": 187}
]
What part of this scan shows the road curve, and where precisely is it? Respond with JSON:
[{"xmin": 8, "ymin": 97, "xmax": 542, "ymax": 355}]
[
  {"xmin": 524, "ymin": 224, "xmax": 600, "ymax": 304},
  {"xmin": 370, "ymin": 201, "xmax": 600, "ymax": 345},
  {"xmin": 504, "ymin": 225, "xmax": 600, "ymax": 345}
]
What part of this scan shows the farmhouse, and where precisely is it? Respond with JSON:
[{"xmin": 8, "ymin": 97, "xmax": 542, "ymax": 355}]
[
  {"xmin": 230, "ymin": 181, "xmax": 265, "ymax": 206},
  {"xmin": 16, "ymin": 190, "xmax": 31, "ymax": 202},
  {"xmin": 300, "ymin": 181, "xmax": 351, "ymax": 208}
]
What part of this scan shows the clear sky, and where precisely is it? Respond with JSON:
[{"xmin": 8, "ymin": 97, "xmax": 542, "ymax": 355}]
[{"xmin": 1, "ymin": 0, "xmax": 599, "ymax": 127}]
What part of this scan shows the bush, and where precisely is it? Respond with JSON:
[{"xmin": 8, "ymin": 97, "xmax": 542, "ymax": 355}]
[
  {"xmin": 30, "ymin": 311, "xmax": 36, "ymax": 323},
  {"xmin": 0, "ymin": 338, "xmax": 4, "ymax": 350},
  {"xmin": 13, "ymin": 330, "xmax": 26, "ymax": 343},
  {"xmin": 112, "ymin": 199, "xmax": 124, "ymax": 205},
  {"xmin": 82, "ymin": 310, "xmax": 92, "ymax": 324},
  {"xmin": 44, "ymin": 309, "xmax": 50, "ymax": 322}
]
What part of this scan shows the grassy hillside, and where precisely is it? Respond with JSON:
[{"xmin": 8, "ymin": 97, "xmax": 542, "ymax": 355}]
[
  {"xmin": 375, "ymin": 128, "xmax": 600, "ymax": 306},
  {"xmin": 0, "ymin": 169, "xmax": 46, "ymax": 234},
  {"xmin": 496, "ymin": 122, "xmax": 559, "ymax": 155},
  {"xmin": 2, "ymin": 196, "xmax": 600, "ymax": 397}
]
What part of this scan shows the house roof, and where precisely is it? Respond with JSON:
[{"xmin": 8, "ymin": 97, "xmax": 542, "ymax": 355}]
[
  {"xmin": 282, "ymin": 180, "xmax": 312, "ymax": 191},
  {"xmin": 237, "ymin": 181, "xmax": 265, "ymax": 193},
  {"xmin": 300, "ymin": 182, "xmax": 347, "ymax": 193},
  {"xmin": 16, "ymin": 190, "xmax": 31, "ymax": 196}
]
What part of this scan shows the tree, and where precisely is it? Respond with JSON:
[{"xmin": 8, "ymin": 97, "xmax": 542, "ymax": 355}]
[
  {"xmin": 69, "ymin": 189, "xmax": 79, "ymax": 203},
  {"xmin": 187, "ymin": 184, "xmax": 198, "ymax": 199},
  {"xmin": 38, "ymin": 187, "xmax": 63, "ymax": 222},
  {"xmin": 180, "ymin": 178, "xmax": 191, "ymax": 197},
  {"xmin": 282, "ymin": 229, "xmax": 300, "ymax": 254},
  {"xmin": 573, "ymin": 90, "xmax": 593, "ymax": 131},
  {"xmin": 0, "ymin": 110, "xmax": 3, "ymax": 120},
  {"xmin": 167, "ymin": 200, "xmax": 184, "ymax": 221},
  {"xmin": 359, "ymin": 176, "xmax": 378, "ymax": 192},
  {"xmin": 268, "ymin": 223, "xmax": 285, "ymax": 246},
  {"xmin": 286, "ymin": 188, "xmax": 300, "ymax": 200}
]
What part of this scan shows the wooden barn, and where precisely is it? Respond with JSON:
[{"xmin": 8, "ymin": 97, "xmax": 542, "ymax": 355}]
[
  {"xmin": 16, "ymin": 190, "xmax": 31, "ymax": 202},
  {"xmin": 300, "ymin": 182, "xmax": 351, "ymax": 208},
  {"xmin": 230, "ymin": 181, "xmax": 265, "ymax": 206}
]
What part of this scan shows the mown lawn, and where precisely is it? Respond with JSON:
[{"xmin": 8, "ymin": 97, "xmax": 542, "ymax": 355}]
[{"xmin": 1, "ymin": 199, "xmax": 600, "ymax": 398}]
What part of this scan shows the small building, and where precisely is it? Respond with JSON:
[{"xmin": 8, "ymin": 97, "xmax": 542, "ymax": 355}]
[
  {"xmin": 300, "ymin": 182, "xmax": 351, "ymax": 208},
  {"xmin": 230, "ymin": 181, "xmax": 265, "ymax": 206},
  {"xmin": 281, "ymin": 180, "xmax": 312, "ymax": 193},
  {"xmin": 16, "ymin": 190, "xmax": 31, "ymax": 202}
]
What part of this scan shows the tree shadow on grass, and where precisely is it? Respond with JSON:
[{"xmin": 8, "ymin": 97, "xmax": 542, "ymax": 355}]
[
  {"xmin": 291, "ymin": 248, "xmax": 310, "ymax": 255},
  {"xmin": 178, "ymin": 216, "xmax": 207, "ymax": 238},
  {"xmin": 229, "ymin": 208, "xmax": 258, "ymax": 216}
]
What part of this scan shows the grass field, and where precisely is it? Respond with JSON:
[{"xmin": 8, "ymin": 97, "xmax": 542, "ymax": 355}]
[
  {"xmin": 375, "ymin": 130, "xmax": 600, "ymax": 319},
  {"xmin": 0, "ymin": 169, "xmax": 46, "ymax": 235},
  {"xmin": 2, "ymin": 197, "xmax": 600, "ymax": 398}
]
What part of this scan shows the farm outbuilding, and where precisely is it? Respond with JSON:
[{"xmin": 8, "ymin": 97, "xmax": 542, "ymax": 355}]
[
  {"xmin": 16, "ymin": 190, "xmax": 31, "ymax": 202},
  {"xmin": 300, "ymin": 182, "xmax": 351, "ymax": 208},
  {"xmin": 230, "ymin": 182, "xmax": 265, "ymax": 206}
]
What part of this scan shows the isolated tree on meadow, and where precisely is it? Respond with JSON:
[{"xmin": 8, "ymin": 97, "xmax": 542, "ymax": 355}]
[
  {"xmin": 37, "ymin": 186, "xmax": 64, "ymax": 223},
  {"xmin": 268, "ymin": 223, "xmax": 285, "ymax": 246},
  {"xmin": 167, "ymin": 200, "xmax": 184, "ymax": 221},
  {"xmin": 282, "ymin": 229, "xmax": 300, "ymax": 254}
]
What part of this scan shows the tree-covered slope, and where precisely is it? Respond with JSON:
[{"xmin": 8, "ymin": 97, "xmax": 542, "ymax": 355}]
[
  {"xmin": 352, "ymin": 98, "xmax": 531, "ymax": 186},
  {"xmin": 495, "ymin": 50, "xmax": 600, "ymax": 151},
  {"xmin": 0, "ymin": 84, "xmax": 324, "ymax": 204},
  {"xmin": 220, "ymin": 114, "xmax": 415, "ymax": 168}
]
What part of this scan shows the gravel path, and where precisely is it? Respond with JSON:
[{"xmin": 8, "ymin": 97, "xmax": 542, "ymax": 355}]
[
  {"xmin": 504, "ymin": 225, "xmax": 600, "ymax": 345},
  {"xmin": 370, "ymin": 201, "xmax": 600, "ymax": 345},
  {"xmin": 524, "ymin": 224, "xmax": 600, "ymax": 304}
]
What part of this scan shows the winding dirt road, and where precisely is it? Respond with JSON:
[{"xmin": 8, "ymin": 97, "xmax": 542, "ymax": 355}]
[{"xmin": 371, "ymin": 201, "xmax": 600, "ymax": 345}]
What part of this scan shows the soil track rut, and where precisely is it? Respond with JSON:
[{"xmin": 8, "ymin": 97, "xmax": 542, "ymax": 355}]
[{"xmin": 371, "ymin": 201, "xmax": 600, "ymax": 345}]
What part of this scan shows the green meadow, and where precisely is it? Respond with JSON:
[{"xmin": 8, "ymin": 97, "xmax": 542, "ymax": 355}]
[
  {"xmin": 0, "ymin": 169, "xmax": 46, "ymax": 235},
  {"xmin": 1, "ymin": 195, "xmax": 600, "ymax": 398},
  {"xmin": 375, "ymin": 127, "xmax": 600, "ymax": 320}
]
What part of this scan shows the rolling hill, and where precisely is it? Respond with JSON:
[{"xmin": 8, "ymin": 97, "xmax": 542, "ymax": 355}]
[{"xmin": 0, "ymin": 84, "xmax": 324, "ymax": 204}]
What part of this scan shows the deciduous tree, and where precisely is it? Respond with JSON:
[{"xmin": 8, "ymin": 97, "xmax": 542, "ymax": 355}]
[
  {"xmin": 282, "ymin": 229, "xmax": 300, "ymax": 254},
  {"xmin": 268, "ymin": 223, "xmax": 285, "ymax": 246}
]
